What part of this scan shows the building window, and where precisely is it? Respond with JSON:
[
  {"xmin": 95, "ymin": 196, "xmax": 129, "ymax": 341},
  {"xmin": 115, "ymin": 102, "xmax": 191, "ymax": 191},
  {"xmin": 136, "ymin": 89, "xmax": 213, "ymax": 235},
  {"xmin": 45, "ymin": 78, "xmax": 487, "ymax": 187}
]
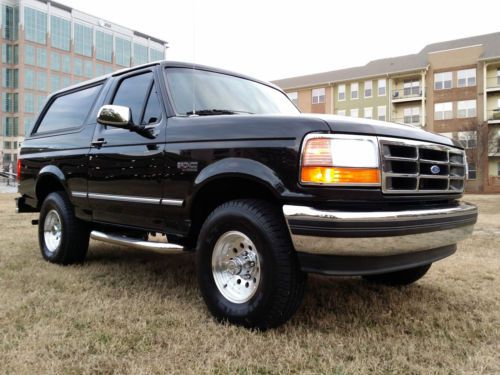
[
  {"xmin": 133, "ymin": 43, "xmax": 149, "ymax": 66},
  {"xmin": 457, "ymin": 68, "xmax": 476, "ymax": 87},
  {"xmin": 377, "ymin": 106, "xmax": 386, "ymax": 121},
  {"xmin": 404, "ymin": 107, "xmax": 420, "ymax": 124},
  {"xmin": 364, "ymin": 107, "xmax": 373, "ymax": 119},
  {"xmin": 74, "ymin": 23, "xmax": 93, "ymax": 57},
  {"xmin": 61, "ymin": 55, "xmax": 71, "ymax": 74},
  {"xmin": 50, "ymin": 16, "xmax": 70, "ymax": 51},
  {"xmin": 312, "ymin": 88, "xmax": 325, "ymax": 104},
  {"xmin": 434, "ymin": 72, "xmax": 452, "ymax": 90},
  {"xmin": 50, "ymin": 74, "xmax": 60, "ymax": 92},
  {"xmin": 50, "ymin": 51, "xmax": 60, "ymax": 71},
  {"xmin": 115, "ymin": 37, "xmax": 131, "ymax": 67},
  {"xmin": 350, "ymin": 108, "xmax": 358, "ymax": 118},
  {"xmin": 24, "ymin": 93, "xmax": 35, "ymax": 113},
  {"xmin": 36, "ymin": 47, "xmax": 47, "ymax": 68},
  {"xmin": 149, "ymin": 48, "xmax": 164, "ymax": 62},
  {"xmin": 497, "ymin": 162, "xmax": 500, "ymax": 177},
  {"xmin": 74, "ymin": 58, "xmax": 83, "ymax": 76},
  {"xmin": 2, "ymin": 44, "xmax": 19, "ymax": 64},
  {"xmin": 96, "ymin": 31, "xmax": 113, "ymax": 62},
  {"xmin": 378, "ymin": 79, "xmax": 386, "ymax": 96},
  {"xmin": 468, "ymin": 163, "xmax": 477, "ymax": 180},
  {"xmin": 338, "ymin": 84, "xmax": 345, "ymax": 101},
  {"xmin": 497, "ymin": 68, "xmax": 500, "ymax": 85},
  {"xmin": 351, "ymin": 83, "xmax": 359, "ymax": 99},
  {"xmin": 457, "ymin": 100, "xmax": 476, "ymax": 118},
  {"xmin": 84, "ymin": 61, "xmax": 93, "ymax": 78},
  {"xmin": 434, "ymin": 102, "xmax": 453, "ymax": 120},
  {"xmin": 36, "ymin": 72, "xmax": 47, "ymax": 91},
  {"xmin": 25, "ymin": 45, "xmax": 35, "ymax": 65},
  {"xmin": 62, "ymin": 76, "xmax": 71, "ymax": 88},
  {"xmin": 2, "ymin": 68, "xmax": 18, "ymax": 88},
  {"xmin": 287, "ymin": 92, "xmax": 298, "ymax": 106},
  {"xmin": 24, "ymin": 7, "xmax": 47, "ymax": 44},
  {"xmin": 364, "ymin": 80, "xmax": 372, "ymax": 98},
  {"xmin": 37, "ymin": 95, "xmax": 46, "ymax": 113},
  {"xmin": 95, "ymin": 63, "xmax": 105, "ymax": 77},
  {"xmin": 441, "ymin": 131, "xmax": 477, "ymax": 149},
  {"xmin": 24, "ymin": 69, "xmax": 35, "ymax": 89},
  {"xmin": 2, "ymin": 5, "xmax": 19, "ymax": 41},
  {"xmin": 337, "ymin": 109, "xmax": 346, "ymax": 116},
  {"xmin": 404, "ymin": 80, "xmax": 420, "ymax": 96},
  {"xmin": 24, "ymin": 117, "xmax": 35, "ymax": 136},
  {"xmin": 3, "ymin": 117, "xmax": 19, "ymax": 136}
]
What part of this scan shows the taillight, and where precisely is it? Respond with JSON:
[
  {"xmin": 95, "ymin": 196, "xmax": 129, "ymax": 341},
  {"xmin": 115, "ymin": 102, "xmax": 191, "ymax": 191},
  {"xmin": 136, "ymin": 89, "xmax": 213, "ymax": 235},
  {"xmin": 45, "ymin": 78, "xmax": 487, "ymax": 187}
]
[
  {"xmin": 17, "ymin": 159, "xmax": 21, "ymax": 182},
  {"xmin": 300, "ymin": 134, "xmax": 381, "ymax": 186}
]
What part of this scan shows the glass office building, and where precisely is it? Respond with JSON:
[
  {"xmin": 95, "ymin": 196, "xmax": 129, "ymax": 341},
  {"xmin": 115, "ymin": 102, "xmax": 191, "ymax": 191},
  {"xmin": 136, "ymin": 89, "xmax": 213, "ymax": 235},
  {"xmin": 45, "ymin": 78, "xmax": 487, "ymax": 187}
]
[{"xmin": 0, "ymin": 0, "xmax": 167, "ymax": 168}]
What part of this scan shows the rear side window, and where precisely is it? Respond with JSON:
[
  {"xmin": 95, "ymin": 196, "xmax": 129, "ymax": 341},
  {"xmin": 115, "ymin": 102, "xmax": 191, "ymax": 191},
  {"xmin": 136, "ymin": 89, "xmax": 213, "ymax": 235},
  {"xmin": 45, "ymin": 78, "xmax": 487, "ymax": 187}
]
[{"xmin": 36, "ymin": 84, "xmax": 102, "ymax": 134}]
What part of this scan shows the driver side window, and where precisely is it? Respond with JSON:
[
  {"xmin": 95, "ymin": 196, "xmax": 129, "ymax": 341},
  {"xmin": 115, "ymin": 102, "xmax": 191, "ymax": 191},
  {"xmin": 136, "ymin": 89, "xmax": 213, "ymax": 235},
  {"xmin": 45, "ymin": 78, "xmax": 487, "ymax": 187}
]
[{"xmin": 112, "ymin": 72, "xmax": 162, "ymax": 126}]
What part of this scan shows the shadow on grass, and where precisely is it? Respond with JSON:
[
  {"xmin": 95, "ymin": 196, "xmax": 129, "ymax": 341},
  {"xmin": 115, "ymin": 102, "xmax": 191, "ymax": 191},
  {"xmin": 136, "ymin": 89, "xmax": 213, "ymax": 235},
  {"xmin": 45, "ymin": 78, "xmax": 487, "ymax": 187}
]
[{"xmin": 84, "ymin": 243, "xmax": 462, "ymax": 332}]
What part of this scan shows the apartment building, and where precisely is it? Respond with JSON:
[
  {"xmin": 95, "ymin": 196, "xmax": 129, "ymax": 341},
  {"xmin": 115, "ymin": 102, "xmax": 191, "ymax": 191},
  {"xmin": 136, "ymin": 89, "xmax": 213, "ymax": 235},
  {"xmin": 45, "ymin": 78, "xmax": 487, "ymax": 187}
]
[
  {"xmin": 273, "ymin": 32, "xmax": 500, "ymax": 193},
  {"xmin": 0, "ymin": 0, "xmax": 167, "ymax": 170}
]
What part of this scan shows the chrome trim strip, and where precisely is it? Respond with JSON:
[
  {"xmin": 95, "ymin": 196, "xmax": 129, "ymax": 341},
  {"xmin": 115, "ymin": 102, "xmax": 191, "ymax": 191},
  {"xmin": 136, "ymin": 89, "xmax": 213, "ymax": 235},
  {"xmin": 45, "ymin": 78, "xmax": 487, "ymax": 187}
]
[
  {"xmin": 71, "ymin": 191, "xmax": 87, "ymax": 198},
  {"xmin": 282, "ymin": 203, "xmax": 477, "ymax": 256},
  {"xmin": 160, "ymin": 198, "xmax": 184, "ymax": 207},
  {"xmin": 88, "ymin": 193, "xmax": 160, "ymax": 204}
]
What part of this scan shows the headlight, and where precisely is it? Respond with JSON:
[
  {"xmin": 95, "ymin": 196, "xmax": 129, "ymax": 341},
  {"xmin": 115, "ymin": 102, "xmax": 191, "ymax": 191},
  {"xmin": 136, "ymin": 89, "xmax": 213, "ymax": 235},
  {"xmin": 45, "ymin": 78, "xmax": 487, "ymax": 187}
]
[{"xmin": 300, "ymin": 134, "xmax": 381, "ymax": 186}]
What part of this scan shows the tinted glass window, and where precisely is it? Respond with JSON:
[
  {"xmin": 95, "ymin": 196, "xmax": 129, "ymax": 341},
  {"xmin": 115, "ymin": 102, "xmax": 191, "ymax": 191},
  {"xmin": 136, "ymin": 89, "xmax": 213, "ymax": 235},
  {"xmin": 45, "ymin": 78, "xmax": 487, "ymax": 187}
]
[
  {"xmin": 112, "ymin": 72, "xmax": 153, "ymax": 125},
  {"xmin": 36, "ymin": 84, "xmax": 102, "ymax": 133},
  {"xmin": 141, "ymin": 83, "xmax": 162, "ymax": 125}
]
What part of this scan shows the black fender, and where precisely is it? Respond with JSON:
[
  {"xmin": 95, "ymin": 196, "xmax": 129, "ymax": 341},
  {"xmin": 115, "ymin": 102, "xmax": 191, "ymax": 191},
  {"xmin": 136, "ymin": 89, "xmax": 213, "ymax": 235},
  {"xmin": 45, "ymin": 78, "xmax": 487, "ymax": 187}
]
[
  {"xmin": 187, "ymin": 157, "xmax": 288, "ymax": 210},
  {"xmin": 35, "ymin": 165, "xmax": 70, "ymax": 203}
]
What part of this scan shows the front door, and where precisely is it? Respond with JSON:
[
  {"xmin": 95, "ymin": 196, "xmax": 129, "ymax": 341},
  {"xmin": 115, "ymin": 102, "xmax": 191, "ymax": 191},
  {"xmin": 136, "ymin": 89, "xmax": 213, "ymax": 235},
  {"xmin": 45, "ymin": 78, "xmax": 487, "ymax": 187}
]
[{"xmin": 88, "ymin": 68, "xmax": 167, "ymax": 230}]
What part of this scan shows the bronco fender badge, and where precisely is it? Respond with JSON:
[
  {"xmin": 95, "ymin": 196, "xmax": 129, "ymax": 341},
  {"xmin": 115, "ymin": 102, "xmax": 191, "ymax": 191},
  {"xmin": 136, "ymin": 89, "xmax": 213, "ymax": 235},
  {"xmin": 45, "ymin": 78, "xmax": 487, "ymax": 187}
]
[{"xmin": 177, "ymin": 161, "xmax": 198, "ymax": 172}]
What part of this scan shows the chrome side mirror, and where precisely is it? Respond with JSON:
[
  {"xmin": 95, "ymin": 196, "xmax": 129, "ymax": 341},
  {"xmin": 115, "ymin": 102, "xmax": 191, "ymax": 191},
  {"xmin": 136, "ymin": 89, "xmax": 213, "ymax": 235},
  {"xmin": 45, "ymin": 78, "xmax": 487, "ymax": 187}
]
[{"xmin": 97, "ymin": 105, "xmax": 132, "ymax": 128}]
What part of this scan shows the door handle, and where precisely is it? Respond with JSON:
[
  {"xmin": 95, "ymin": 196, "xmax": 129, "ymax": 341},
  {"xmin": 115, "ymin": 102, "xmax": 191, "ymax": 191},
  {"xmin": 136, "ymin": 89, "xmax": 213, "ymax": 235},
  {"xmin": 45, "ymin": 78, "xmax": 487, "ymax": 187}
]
[{"xmin": 91, "ymin": 138, "xmax": 107, "ymax": 148}]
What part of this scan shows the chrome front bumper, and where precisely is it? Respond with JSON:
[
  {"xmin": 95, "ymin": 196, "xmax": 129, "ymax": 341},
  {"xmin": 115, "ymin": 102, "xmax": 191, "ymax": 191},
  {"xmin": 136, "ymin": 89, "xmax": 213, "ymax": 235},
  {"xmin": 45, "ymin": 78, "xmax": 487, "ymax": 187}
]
[{"xmin": 283, "ymin": 202, "xmax": 477, "ymax": 256}]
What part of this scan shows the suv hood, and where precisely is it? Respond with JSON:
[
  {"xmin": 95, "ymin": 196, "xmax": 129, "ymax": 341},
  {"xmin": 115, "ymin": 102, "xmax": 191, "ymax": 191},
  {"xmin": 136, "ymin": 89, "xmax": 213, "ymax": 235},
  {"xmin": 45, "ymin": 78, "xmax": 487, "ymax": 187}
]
[{"xmin": 304, "ymin": 114, "xmax": 462, "ymax": 149}]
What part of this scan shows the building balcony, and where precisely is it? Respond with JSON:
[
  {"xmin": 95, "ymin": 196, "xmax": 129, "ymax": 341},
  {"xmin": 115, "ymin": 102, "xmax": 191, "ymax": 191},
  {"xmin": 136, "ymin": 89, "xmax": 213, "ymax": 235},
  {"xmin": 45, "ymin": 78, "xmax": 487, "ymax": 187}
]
[
  {"xmin": 392, "ymin": 116, "xmax": 423, "ymax": 127},
  {"xmin": 486, "ymin": 74, "xmax": 500, "ymax": 92},
  {"xmin": 391, "ymin": 87, "xmax": 424, "ymax": 103},
  {"xmin": 487, "ymin": 109, "xmax": 500, "ymax": 124}
]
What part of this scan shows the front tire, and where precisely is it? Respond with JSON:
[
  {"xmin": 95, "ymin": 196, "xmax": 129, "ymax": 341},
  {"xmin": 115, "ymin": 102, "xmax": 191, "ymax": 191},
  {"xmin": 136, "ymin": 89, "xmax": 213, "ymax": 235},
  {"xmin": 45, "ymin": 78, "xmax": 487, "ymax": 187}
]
[
  {"xmin": 196, "ymin": 199, "xmax": 306, "ymax": 330},
  {"xmin": 38, "ymin": 191, "xmax": 89, "ymax": 265},
  {"xmin": 363, "ymin": 264, "xmax": 432, "ymax": 286}
]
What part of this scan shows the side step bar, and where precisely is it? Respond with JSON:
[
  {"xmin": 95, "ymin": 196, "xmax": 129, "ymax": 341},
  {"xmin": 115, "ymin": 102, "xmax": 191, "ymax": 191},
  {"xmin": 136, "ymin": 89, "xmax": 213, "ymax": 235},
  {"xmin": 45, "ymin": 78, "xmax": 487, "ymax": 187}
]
[{"xmin": 90, "ymin": 231, "xmax": 184, "ymax": 252}]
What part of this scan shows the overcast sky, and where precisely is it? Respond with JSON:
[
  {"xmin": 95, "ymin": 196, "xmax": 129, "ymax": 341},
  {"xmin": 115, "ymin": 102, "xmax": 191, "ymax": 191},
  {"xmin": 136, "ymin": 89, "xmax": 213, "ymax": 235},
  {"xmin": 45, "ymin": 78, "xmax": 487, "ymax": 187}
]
[{"xmin": 62, "ymin": 0, "xmax": 500, "ymax": 81}]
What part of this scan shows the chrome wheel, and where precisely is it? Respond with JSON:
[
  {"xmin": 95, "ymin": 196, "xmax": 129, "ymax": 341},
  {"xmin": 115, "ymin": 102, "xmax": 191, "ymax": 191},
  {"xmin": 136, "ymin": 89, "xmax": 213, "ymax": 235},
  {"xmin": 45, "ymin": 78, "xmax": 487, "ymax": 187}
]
[
  {"xmin": 211, "ymin": 231, "xmax": 261, "ymax": 304},
  {"xmin": 44, "ymin": 209, "xmax": 62, "ymax": 254}
]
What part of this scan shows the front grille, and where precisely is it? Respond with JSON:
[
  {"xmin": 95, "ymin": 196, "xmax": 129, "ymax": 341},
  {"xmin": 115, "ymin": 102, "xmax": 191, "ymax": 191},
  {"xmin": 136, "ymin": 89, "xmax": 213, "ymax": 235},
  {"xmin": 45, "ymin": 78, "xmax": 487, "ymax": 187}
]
[{"xmin": 379, "ymin": 137, "xmax": 466, "ymax": 194}]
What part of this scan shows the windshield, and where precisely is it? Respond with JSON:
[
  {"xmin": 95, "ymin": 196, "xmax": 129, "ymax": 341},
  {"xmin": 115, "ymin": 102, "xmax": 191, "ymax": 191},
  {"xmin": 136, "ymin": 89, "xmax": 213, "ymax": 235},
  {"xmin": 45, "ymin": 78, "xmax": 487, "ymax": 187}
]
[{"xmin": 164, "ymin": 68, "xmax": 299, "ymax": 116}]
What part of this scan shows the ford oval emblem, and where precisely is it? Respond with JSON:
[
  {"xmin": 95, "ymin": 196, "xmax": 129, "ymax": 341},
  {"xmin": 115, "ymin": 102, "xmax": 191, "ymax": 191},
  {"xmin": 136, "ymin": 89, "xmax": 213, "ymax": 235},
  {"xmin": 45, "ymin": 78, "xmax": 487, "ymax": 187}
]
[{"xmin": 430, "ymin": 165, "xmax": 441, "ymax": 174}]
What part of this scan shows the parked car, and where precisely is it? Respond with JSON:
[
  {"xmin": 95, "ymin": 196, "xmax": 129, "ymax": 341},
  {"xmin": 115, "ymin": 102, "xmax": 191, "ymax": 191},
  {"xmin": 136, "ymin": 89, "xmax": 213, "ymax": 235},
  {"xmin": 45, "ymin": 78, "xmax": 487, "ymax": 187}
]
[{"xmin": 16, "ymin": 61, "xmax": 478, "ymax": 329}]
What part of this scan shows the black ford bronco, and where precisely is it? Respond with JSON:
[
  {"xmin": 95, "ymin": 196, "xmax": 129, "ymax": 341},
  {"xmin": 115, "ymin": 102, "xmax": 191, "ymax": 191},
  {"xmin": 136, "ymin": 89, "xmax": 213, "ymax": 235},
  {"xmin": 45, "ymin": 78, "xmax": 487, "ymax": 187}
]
[{"xmin": 16, "ymin": 61, "xmax": 478, "ymax": 329}]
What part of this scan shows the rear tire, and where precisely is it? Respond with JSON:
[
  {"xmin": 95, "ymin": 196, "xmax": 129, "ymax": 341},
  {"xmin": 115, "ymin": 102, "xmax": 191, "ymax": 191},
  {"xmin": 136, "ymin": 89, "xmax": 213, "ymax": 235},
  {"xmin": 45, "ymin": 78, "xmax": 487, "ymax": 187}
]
[
  {"xmin": 38, "ymin": 191, "xmax": 89, "ymax": 265},
  {"xmin": 196, "ymin": 199, "xmax": 306, "ymax": 330},
  {"xmin": 363, "ymin": 264, "xmax": 431, "ymax": 286}
]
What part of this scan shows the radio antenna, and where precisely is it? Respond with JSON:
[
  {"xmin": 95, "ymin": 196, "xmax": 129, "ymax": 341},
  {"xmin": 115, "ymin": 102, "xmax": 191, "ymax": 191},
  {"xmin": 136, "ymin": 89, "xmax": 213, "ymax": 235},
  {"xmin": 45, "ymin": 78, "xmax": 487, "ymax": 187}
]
[{"xmin": 191, "ymin": 0, "xmax": 197, "ymax": 116}]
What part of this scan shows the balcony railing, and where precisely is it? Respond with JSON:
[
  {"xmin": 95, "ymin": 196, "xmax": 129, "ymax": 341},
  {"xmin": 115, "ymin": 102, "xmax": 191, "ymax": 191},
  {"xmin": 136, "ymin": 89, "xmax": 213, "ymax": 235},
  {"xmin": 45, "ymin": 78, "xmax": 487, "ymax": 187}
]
[
  {"xmin": 392, "ymin": 87, "xmax": 424, "ymax": 101},
  {"xmin": 488, "ymin": 109, "xmax": 500, "ymax": 122},
  {"xmin": 392, "ymin": 116, "xmax": 422, "ymax": 127}
]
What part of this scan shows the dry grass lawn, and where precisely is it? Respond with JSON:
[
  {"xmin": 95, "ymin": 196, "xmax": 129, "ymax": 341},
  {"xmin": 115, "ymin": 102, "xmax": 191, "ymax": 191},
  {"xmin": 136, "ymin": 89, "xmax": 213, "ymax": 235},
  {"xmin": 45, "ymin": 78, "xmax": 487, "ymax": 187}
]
[{"xmin": 0, "ymin": 193, "xmax": 499, "ymax": 374}]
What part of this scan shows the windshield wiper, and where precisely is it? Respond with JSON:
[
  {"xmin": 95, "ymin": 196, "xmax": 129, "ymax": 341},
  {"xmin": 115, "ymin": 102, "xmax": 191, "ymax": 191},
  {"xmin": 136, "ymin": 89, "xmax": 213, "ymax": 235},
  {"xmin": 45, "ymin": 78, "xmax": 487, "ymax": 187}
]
[{"xmin": 186, "ymin": 109, "xmax": 253, "ymax": 116}]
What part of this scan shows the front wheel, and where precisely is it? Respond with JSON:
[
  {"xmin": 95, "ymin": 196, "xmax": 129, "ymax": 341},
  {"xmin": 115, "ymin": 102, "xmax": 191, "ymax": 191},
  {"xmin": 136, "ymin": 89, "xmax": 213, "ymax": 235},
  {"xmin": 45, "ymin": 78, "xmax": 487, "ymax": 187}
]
[
  {"xmin": 363, "ymin": 264, "xmax": 432, "ymax": 286},
  {"xmin": 196, "ymin": 199, "xmax": 306, "ymax": 330},
  {"xmin": 38, "ymin": 191, "xmax": 89, "ymax": 265}
]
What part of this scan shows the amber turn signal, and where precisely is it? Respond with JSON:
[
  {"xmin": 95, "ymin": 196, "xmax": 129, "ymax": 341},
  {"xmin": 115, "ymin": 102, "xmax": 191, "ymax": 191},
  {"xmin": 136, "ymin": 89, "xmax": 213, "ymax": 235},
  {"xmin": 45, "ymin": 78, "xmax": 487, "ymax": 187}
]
[{"xmin": 301, "ymin": 166, "xmax": 381, "ymax": 185}]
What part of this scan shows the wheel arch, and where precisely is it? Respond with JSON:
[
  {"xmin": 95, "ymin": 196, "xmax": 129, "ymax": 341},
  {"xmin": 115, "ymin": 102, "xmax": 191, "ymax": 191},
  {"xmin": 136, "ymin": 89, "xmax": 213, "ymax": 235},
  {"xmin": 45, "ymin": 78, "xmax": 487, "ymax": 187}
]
[{"xmin": 35, "ymin": 166, "xmax": 69, "ymax": 208}]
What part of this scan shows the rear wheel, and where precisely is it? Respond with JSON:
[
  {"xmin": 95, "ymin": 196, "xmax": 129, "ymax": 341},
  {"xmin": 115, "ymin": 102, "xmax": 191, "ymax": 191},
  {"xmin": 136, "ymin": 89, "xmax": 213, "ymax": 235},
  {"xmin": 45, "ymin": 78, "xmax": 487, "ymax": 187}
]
[
  {"xmin": 196, "ymin": 199, "xmax": 306, "ymax": 330},
  {"xmin": 38, "ymin": 191, "xmax": 89, "ymax": 265},
  {"xmin": 363, "ymin": 264, "xmax": 432, "ymax": 286}
]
